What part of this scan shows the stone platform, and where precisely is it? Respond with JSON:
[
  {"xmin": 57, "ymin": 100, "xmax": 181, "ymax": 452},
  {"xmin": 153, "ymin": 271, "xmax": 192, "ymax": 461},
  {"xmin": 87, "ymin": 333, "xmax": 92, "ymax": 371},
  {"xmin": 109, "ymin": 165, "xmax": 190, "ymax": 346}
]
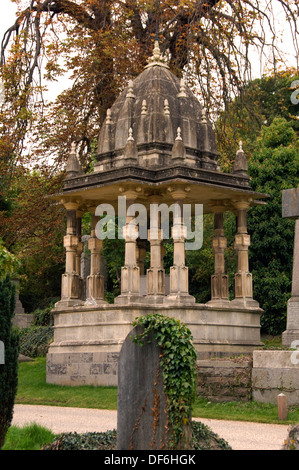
[{"xmin": 46, "ymin": 302, "xmax": 262, "ymax": 386}]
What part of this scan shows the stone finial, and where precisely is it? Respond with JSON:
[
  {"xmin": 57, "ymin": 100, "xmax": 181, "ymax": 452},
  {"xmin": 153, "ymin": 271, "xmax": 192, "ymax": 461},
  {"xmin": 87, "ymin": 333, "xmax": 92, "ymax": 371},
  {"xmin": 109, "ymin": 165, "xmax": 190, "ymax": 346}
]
[
  {"xmin": 172, "ymin": 127, "xmax": 186, "ymax": 159},
  {"xmin": 141, "ymin": 100, "xmax": 147, "ymax": 115},
  {"xmin": 126, "ymin": 80, "xmax": 136, "ymax": 99},
  {"xmin": 177, "ymin": 78, "xmax": 187, "ymax": 98},
  {"xmin": 124, "ymin": 128, "xmax": 138, "ymax": 162},
  {"xmin": 65, "ymin": 142, "xmax": 83, "ymax": 179},
  {"xmin": 127, "ymin": 127, "xmax": 134, "ymax": 142},
  {"xmin": 233, "ymin": 140, "xmax": 248, "ymax": 176},
  {"xmin": 176, "ymin": 127, "xmax": 182, "ymax": 141},
  {"xmin": 106, "ymin": 108, "xmax": 112, "ymax": 125},
  {"xmin": 164, "ymin": 99, "xmax": 170, "ymax": 115},
  {"xmin": 201, "ymin": 108, "xmax": 207, "ymax": 124},
  {"xmin": 145, "ymin": 40, "xmax": 169, "ymax": 69}
]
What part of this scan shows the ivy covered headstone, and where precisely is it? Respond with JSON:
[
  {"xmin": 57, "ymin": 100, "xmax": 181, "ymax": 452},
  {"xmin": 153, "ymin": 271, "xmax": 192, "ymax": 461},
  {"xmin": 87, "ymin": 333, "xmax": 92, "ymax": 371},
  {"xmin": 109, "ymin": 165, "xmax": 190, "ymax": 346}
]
[{"xmin": 117, "ymin": 314, "xmax": 197, "ymax": 450}]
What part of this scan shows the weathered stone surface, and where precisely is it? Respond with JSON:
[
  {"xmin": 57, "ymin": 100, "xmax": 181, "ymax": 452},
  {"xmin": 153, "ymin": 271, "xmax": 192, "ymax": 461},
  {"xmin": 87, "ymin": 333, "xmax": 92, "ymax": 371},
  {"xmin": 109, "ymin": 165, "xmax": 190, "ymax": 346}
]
[
  {"xmin": 282, "ymin": 187, "xmax": 299, "ymax": 219},
  {"xmin": 252, "ymin": 350, "xmax": 299, "ymax": 405},
  {"xmin": 283, "ymin": 425, "xmax": 299, "ymax": 449},
  {"xmin": 117, "ymin": 326, "xmax": 169, "ymax": 450},
  {"xmin": 282, "ymin": 186, "xmax": 299, "ymax": 346},
  {"xmin": 196, "ymin": 357, "xmax": 252, "ymax": 402}
]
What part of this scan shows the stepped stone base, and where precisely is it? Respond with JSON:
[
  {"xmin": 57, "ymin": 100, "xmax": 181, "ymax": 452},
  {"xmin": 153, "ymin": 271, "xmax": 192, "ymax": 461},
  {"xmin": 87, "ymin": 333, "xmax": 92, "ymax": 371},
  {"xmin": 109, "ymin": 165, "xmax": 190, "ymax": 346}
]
[{"xmin": 47, "ymin": 301, "xmax": 262, "ymax": 386}]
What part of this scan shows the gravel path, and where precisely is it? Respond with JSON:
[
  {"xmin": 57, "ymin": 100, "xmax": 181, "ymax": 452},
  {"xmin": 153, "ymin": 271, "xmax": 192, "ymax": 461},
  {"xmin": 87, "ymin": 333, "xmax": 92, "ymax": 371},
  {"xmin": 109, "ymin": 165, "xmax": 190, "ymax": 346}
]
[{"xmin": 12, "ymin": 404, "xmax": 290, "ymax": 450}]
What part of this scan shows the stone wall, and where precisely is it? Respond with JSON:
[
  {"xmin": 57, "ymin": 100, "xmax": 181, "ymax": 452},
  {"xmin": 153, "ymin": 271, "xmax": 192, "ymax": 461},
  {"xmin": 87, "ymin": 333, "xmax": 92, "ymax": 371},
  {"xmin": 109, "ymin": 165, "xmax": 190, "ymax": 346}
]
[
  {"xmin": 47, "ymin": 351, "xmax": 119, "ymax": 386},
  {"xmin": 13, "ymin": 314, "xmax": 33, "ymax": 329},
  {"xmin": 252, "ymin": 350, "xmax": 299, "ymax": 406},
  {"xmin": 196, "ymin": 356, "xmax": 253, "ymax": 402}
]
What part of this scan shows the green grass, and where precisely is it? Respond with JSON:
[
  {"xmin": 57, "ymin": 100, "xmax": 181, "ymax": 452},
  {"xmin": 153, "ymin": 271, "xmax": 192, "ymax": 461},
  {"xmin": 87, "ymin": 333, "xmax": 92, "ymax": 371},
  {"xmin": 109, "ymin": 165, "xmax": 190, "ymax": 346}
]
[
  {"xmin": 16, "ymin": 357, "xmax": 299, "ymax": 425},
  {"xmin": 16, "ymin": 357, "xmax": 118, "ymax": 409},
  {"xmin": 192, "ymin": 398, "xmax": 299, "ymax": 424},
  {"xmin": 2, "ymin": 423, "xmax": 55, "ymax": 450}
]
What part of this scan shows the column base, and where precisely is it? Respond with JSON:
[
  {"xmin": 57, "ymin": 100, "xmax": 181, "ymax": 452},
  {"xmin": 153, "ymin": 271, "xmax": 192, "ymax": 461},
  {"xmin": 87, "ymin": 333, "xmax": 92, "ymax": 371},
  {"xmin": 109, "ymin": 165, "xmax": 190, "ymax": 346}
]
[
  {"xmin": 230, "ymin": 297, "xmax": 260, "ymax": 309},
  {"xmin": 147, "ymin": 268, "xmax": 165, "ymax": 297},
  {"xmin": 86, "ymin": 274, "xmax": 105, "ymax": 303},
  {"xmin": 211, "ymin": 273, "xmax": 229, "ymax": 300},
  {"xmin": 206, "ymin": 299, "xmax": 230, "ymax": 307},
  {"xmin": 120, "ymin": 265, "xmax": 140, "ymax": 297},
  {"xmin": 54, "ymin": 299, "xmax": 84, "ymax": 311},
  {"xmin": 165, "ymin": 293, "xmax": 196, "ymax": 305},
  {"xmin": 142, "ymin": 294, "xmax": 166, "ymax": 305},
  {"xmin": 282, "ymin": 297, "xmax": 299, "ymax": 347},
  {"xmin": 114, "ymin": 294, "xmax": 145, "ymax": 305}
]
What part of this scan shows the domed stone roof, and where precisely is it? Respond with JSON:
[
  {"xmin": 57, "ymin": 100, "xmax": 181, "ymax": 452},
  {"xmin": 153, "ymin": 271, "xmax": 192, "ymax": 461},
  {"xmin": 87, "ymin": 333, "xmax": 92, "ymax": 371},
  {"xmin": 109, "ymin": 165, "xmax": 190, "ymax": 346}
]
[{"xmin": 94, "ymin": 41, "xmax": 219, "ymax": 172}]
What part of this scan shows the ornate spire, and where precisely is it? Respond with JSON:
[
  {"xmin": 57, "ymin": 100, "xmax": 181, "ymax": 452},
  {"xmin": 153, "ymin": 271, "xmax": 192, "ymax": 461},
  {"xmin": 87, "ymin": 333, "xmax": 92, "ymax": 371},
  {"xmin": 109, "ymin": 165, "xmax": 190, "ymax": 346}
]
[
  {"xmin": 65, "ymin": 142, "xmax": 83, "ymax": 179},
  {"xmin": 145, "ymin": 40, "xmax": 169, "ymax": 69},
  {"xmin": 172, "ymin": 127, "xmax": 186, "ymax": 160},
  {"xmin": 141, "ymin": 100, "xmax": 147, "ymax": 115},
  {"xmin": 106, "ymin": 108, "xmax": 112, "ymax": 125},
  {"xmin": 124, "ymin": 128, "xmax": 138, "ymax": 162},
  {"xmin": 177, "ymin": 78, "xmax": 187, "ymax": 98},
  {"xmin": 233, "ymin": 140, "xmax": 248, "ymax": 176},
  {"xmin": 126, "ymin": 80, "xmax": 136, "ymax": 99},
  {"xmin": 164, "ymin": 99, "xmax": 170, "ymax": 115}
]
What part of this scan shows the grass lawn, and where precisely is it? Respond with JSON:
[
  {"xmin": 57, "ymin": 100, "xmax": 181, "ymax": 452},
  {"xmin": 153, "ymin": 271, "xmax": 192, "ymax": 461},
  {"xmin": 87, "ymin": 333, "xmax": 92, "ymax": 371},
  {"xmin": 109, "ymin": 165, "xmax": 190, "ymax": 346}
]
[
  {"xmin": 16, "ymin": 357, "xmax": 299, "ymax": 425},
  {"xmin": 16, "ymin": 357, "xmax": 118, "ymax": 409},
  {"xmin": 2, "ymin": 424, "xmax": 55, "ymax": 451}
]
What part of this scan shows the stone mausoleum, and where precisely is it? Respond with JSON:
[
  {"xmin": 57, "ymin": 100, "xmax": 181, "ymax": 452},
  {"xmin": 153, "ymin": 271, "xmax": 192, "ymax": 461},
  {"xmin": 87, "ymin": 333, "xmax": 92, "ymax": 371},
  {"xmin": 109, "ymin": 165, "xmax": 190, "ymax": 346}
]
[{"xmin": 47, "ymin": 42, "xmax": 267, "ymax": 386}]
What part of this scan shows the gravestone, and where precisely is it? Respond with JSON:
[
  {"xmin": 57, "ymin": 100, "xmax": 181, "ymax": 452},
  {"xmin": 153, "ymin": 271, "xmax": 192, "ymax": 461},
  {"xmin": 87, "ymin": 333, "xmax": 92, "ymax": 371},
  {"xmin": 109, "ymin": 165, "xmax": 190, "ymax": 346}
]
[
  {"xmin": 117, "ymin": 326, "xmax": 169, "ymax": 450},
  {"xmin": 282, "ymin": 185, "xmax": 299, "ymax": 346}
]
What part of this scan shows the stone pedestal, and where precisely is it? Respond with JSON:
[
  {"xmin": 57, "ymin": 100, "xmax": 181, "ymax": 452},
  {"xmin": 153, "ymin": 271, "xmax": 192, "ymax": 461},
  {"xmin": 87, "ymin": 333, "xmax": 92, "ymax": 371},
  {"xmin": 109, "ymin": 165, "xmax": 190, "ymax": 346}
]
[
  {"xmin": 208, "ymin": 212, "xmax": 229, "ymax": 306},
  {"xmin": 282, "ymin": 297, "xmax": 299, "ymax": 346},
  {"xmin": 231, "ymin": 203, "xmax": 259, "ymax": 308},
  {"xmin": 115, "ymin": 193, "xmax": 142, "ymax": 304},
  {"xmin": 47, "ymin": 301, "xmax": 262, "ymax": 387},
  {"xmin": 167, "ymin": 195, "xmax": 195, "ymax": 305}
]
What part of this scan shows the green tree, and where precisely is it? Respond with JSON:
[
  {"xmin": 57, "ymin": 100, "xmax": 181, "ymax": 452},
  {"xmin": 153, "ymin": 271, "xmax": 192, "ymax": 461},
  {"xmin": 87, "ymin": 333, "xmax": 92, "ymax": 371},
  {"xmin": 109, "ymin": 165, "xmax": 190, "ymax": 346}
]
[
  {"xmin": 247, "ymin": 117, "xmax": 299, "ymax": 334},
  {"xmin": 216, "ymin": 69, "xmax": 299, "ymax": 172},
  {"xmin": 0, "ymin": 276, "xmax": 19, "ymax": 449}
]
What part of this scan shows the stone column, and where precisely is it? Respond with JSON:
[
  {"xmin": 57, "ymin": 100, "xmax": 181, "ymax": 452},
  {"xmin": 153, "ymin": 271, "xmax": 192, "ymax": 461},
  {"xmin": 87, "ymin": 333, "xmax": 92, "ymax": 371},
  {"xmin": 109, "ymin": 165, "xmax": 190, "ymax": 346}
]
[
  {"xmin": 86, "ymin": 207, "xmax": 106, "ymax": 304},
  {"xmin": 281, "ymin": 185, "xmax": 299, "ymax": 346},
  {"xmin": 115, "ymin": 191, "xmax": 140, "ymax": 304},
  {"xmin": 75, "ymin": 209, "xmax": 84, "ymax": 300},
  {"xmin": 136, "ymin": 241, "xmax": 147, "ymax": 275},
  {"xmin": 58, "ymin": 201, "xmax": 83, "ymax": 309},
  {"xmin": 209, "ymin": 212, "xmax": 229, "ymax": 304},
  {"xmin": 147, "ymin": 200, "xmax": 165, "ymax": 302},
  {"xmin": 167, "ymin": 190, "xmax": 195, "ymax": 304},
  {"xmin": 232, "ymin": 201, "xmax": 258, "ymax": 307}
]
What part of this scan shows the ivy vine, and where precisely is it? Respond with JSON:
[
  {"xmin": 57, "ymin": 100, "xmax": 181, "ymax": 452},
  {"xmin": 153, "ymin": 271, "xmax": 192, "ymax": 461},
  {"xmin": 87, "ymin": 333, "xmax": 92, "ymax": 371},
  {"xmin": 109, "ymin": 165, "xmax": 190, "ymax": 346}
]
[{"xmin": 132, "ymin": 313, "xmax": 197, "ymax": 449}]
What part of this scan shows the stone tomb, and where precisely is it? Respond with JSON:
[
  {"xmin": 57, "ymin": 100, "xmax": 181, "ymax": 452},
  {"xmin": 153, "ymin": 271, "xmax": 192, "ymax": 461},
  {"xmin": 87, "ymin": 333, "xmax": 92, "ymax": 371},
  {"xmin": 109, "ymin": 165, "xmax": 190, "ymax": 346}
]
[{"xmin": 46, "ymin": 42, "xmax": 267, "ymax": 387}]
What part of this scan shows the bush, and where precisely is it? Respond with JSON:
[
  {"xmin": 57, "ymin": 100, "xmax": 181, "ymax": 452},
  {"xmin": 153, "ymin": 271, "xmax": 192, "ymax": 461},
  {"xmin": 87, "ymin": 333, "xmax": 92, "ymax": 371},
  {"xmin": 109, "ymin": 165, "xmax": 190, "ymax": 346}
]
[
  {"xmin": 19, "ymin": 326, "xmax": 54, "ymax": 358},
  {"xmin": 0, "ymin": 276, "xmax": 19, "ymax": 449},
  {"xmin": 42, "ymin": 422, "xmax": 232, "ymax": 450},
  {"xmin": 32, "ymin": 303, "xmax": 55, "ymax": 327}
]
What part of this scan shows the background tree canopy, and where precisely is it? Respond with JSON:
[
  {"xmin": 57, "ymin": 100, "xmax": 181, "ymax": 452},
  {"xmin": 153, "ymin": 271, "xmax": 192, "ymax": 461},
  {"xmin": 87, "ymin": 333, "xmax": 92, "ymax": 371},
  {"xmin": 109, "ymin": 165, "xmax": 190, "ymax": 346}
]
[
  {"xmin": 0, "ymin": 1, "xmax": 298, "ymax": 332},
  {"xmin": 0, "ymin": 0, "xmax": 298, "ymax": 176}
]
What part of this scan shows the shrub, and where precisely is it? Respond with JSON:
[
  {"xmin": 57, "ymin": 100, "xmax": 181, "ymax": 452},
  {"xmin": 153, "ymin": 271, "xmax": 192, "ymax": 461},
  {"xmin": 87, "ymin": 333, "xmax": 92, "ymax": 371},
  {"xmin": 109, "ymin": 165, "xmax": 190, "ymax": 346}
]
[
  {"xmin": 19, "ymin": 326, "xmax": 54, "ymax": 358},
  {"xmin": 0, "ymin": 276, "xmax": 19, "ymax": 449},
  {"xmin": 32, "ymin": 304, "xmax": 55, "ymax": 327},
  {"xmin": 42, "ymin": 423, "xmax": 232, "ymax": 450}
]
